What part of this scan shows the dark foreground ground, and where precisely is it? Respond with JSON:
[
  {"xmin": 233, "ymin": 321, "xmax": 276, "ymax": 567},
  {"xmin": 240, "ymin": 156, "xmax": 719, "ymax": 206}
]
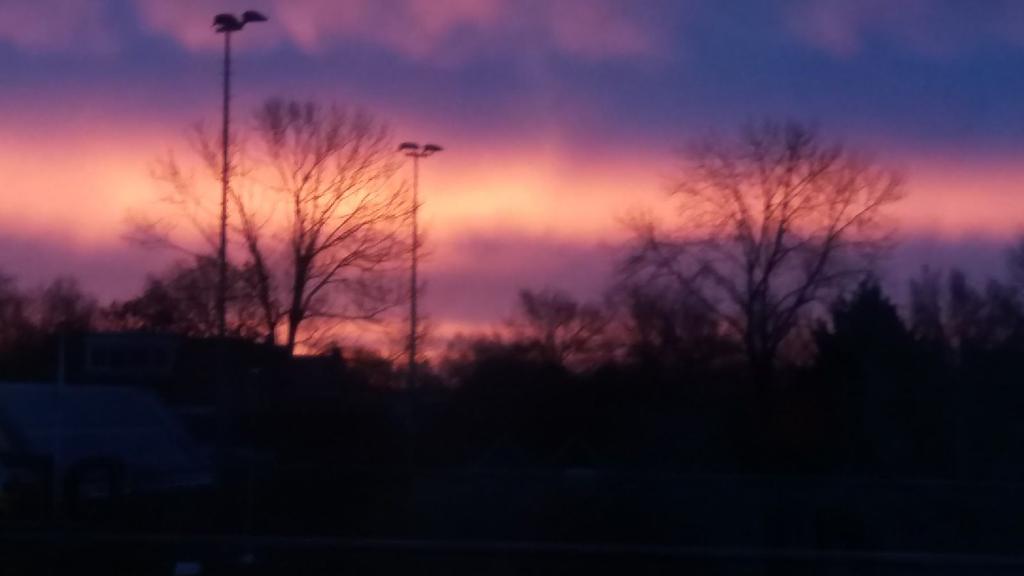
[
  {"xmin": 4, "ymin": 469, "xmax": 1024, "ymax": 574},
  {"xmin": 3, "ymin": 533, "xmax": 1024, "ymax": 575}
]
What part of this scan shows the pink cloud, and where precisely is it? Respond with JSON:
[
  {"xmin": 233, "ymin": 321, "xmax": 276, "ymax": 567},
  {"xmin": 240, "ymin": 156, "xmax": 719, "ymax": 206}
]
[
  {"xmin": 543, "ymin": 0, "xmax": 663, "ymax": 59},
  {"xmin": 131, "ymin": 0, "xmax": 664, "ymax": 61},
  {"xmin": 0, "ymin": 0, "xmax": 114, "ymax": 53},
  {"xmin": 786, "ymin": 0, "xmax": 961, "ymax": 57}
]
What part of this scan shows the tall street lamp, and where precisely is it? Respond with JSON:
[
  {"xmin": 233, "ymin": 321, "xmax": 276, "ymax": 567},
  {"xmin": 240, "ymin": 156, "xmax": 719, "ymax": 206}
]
[
  {"xmin": 398, "ymin": 142, "xmax": 443, "ymax": 391},
  {"xmin": 213, "ymin": 10, "xmax": 267, "ymax": 338}
]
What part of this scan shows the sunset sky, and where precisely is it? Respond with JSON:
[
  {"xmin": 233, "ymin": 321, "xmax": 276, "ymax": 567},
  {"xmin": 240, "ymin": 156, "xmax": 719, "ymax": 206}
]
[{"xmin": 2, "ymin": 0, "xmax": 1024, "ymax": 340}]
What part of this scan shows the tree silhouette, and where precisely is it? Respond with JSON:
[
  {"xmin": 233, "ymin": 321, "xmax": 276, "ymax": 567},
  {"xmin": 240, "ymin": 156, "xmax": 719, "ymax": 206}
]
[
  {"xmin": 946, "ymin": 270, "xmax": 985, "ymax": 348},
  {"xmin": 233, "ymin": 99, "xmax": 410, "ymax": 352},
  {"xmin": 131, "ymin": 98, "xmax": 410, "ymax": 352},
  {"xmin": 908, "ymin": 265, "xmax": 945, "ymax": 346},
  {"xmin": 814, "ymin": 279, "xmax": 920, "ymax": 471},
  {"xmin": 508, "ymin": 288, "xmax": 611, "ymax": 370},
  {"xmin": 0, "ymin": 271, "xmax": 31, "ymax": 351},
  {"xmin": 625, "ymin": 121, "xmax": 903, "ymax": 385},
  {"xmin": 106, "ymin": 256, "xmax": 265, "ymax": 339},
  {"xmin": 617, "ymin": 281, "xmax": 735, "ymax": 376},
  {"xmin": 128, "ymin": 119, "xmax": 276, "ymax": 340},
  {"xmin": 1007, "ymin": 236, "xmax": 1024, "ymax": 289},
  {"xmin": 35, "ymin": 276, "xmax": 97, "ymax": 334}
]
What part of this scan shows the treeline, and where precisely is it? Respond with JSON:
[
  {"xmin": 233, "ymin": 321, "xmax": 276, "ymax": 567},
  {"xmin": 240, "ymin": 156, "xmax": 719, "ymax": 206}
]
[
  {"xmin": 0, "ymin": 256, "xmax": 249, "ymax": 379},
  {"xmin": 424, "ymin": 253, "xmax": 1024, "ymax": 479},
  {"xmin": 5, "ymin": 250, "xmax": 1024, "ymax": 480},
  {"xmin": 0, "ymin": 274, "xmax": 99, "ymax": 381}
]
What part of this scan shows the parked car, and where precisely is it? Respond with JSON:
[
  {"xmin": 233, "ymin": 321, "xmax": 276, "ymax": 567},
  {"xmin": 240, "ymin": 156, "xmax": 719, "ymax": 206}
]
[{"xmin": 0, "ymin": 382, "xmax": 213, "ymax": 518}]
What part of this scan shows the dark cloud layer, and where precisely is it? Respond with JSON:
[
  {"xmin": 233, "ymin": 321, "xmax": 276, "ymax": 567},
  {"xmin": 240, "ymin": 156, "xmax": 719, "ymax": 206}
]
[{"xmin": 4, "ymin": 1, "xmax": 1024, "ymax": 151}]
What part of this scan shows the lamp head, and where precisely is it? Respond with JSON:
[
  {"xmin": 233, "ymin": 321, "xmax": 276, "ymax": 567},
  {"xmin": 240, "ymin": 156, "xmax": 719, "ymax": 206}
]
[
  {"xmin": 242, "ymin": 10, "xmax": 268, "ymax": 24},
  {"xmin": 213, "ymin": 13, "xmax": 243, "ymax": 32},
  {"xmin": 214, "ymin": 11, "xmax": 268, "ymax": 32}
]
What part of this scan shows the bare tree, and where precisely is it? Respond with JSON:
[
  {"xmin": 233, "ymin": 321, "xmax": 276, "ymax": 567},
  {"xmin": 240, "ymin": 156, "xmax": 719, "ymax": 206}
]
[
  {"xmin": 126, "ymin": 124, "xmax": 265, "ymax": 336},
  {"xmin": 105, "ymin": 257, "xmax": 266, "ymax": 340},
  {"xmin": 509, "ymin": 288, "xmax": 611, "ymax": 369},
  {"xmin": 35, "ymin": 276, "xmax": 97, "ymax": 333},
  {"xmin": 0, "ymin": 272, "xmax": 31, "ymax": 350},
  {"xmin": 245, "ymin": 99, "xmax": 409, "ymax": 352},
  {"xmin": 624, "ymin": 121, "xmax": 904, "ymax": 383},
  {"xmin": 617, "ymin": 281, "xmax": 734, "ymax": 370},
  {"xmin": 130, "ymin": 98, "xmax": 410, "ymax": 353},
  {"xmin": 945, "ymin": 270, "xmax": 1022, "ymax": 350}
]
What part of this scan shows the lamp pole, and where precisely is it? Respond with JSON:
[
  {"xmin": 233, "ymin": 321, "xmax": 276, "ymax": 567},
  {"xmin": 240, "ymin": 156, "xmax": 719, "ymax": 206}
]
[
  {"xmin": 213, "ymin": 11, "xmax": 267, "ymax": 338},
  {"xmin": 398, "ymin": 142, "xmax": 443, "ymax": 391}
]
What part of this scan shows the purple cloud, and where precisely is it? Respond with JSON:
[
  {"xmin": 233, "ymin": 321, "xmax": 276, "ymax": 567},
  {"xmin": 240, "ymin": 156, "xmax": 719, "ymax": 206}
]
[
  {"xmin": 786, "ymin": 0, "xmax": 1024, "ymax": 58},
  {"xmin": 132, "ymin": 0, "xmax": 668, "ymax": 62},
  {"xmin": 0, "ymin": 0, "xmax": 114, "ymax": 53}
]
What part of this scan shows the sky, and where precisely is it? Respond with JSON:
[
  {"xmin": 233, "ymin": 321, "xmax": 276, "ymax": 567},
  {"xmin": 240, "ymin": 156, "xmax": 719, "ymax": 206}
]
[{"xmin": 2, "ymin": 0, "xmax": 1024, "ymax": 341}]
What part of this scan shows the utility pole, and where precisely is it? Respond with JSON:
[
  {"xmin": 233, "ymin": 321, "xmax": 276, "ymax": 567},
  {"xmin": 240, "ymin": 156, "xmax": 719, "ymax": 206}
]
[
  {"xmin": 398, "ymin": 142, "xmax": 443, "ymax": 391},
  {"xmin": 218, "ymin": 29, "xmax": 231, "ymax": 338},
  {"xmin": 213, "ymin": 10, "xmax": 267, "ymax": 337},
  {"xmin": 212, "ymin": 14, "xmax": 267, "ymax": 564}
]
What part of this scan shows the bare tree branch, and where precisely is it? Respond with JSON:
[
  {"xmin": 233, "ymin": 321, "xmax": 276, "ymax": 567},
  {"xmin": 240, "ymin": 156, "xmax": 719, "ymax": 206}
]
[{"xmin": 624, "ymin": 120, "xmax": 904, "ymax": 382}]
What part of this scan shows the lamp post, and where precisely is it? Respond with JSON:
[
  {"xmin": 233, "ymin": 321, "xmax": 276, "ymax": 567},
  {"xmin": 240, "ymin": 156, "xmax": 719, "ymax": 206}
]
[
  {"xmin": 213, "ymin": 10, "xmax": 267, "ymax": 338},
  {"xmin": 398, "ymin": 142, "xmax": 443, "ymax": 391}
]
